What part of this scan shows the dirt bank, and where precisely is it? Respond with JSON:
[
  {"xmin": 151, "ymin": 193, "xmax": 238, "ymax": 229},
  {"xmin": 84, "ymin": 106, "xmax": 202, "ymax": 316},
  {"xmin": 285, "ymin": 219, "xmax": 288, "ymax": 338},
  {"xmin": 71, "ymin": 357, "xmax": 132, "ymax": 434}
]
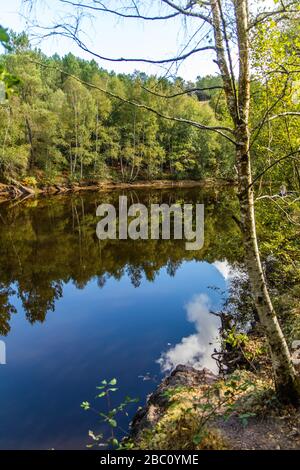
[
  {"xmin": 0, "ymin": 178, "xmax": 235, "ymax": 203},
  {"xmin": 130, "ymin": 365, "xmax": 300, "ymax": 450}
]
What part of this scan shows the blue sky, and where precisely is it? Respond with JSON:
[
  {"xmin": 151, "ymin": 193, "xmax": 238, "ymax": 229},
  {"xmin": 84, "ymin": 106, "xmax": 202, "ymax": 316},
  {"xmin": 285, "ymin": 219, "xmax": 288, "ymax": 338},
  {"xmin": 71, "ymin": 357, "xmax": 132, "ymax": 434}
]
[{"xmin": 1, "ymin": 0, "xmax": 218, "ymax": 80}]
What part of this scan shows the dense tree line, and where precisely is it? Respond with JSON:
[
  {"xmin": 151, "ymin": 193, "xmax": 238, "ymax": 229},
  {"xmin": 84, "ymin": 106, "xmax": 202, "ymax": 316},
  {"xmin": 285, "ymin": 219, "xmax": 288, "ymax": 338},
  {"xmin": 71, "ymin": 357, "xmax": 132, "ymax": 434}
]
[
  {"xmin": 0, "ymin": 33, "xmax": 233, "ymax": 184},
  {"xmin": 1, "ymin": 28, "xmax": 299, "ymax": 191}
]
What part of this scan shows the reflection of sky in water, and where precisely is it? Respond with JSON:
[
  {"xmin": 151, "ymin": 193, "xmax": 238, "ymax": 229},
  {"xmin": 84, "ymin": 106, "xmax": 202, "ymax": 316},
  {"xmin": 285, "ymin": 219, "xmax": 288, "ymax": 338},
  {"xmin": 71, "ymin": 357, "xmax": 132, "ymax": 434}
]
[
  {"xmin": 213, "ymin": 260, "xmax": 233, "ymax": 281},
  {"xmin": 0, "ymin": 259, "xmax": 231, "ymax": 449},
  {"xmin": 157, "ymin": 293, "xmax": 221, "ymax": 374}
]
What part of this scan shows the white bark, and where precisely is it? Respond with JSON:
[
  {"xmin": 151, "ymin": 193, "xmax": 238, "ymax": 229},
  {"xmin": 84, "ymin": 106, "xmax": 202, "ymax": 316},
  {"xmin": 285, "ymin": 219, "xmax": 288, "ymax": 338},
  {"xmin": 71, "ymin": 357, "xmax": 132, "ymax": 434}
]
[{"xmin": 211, "ymin": 0, "xmax": 300, "ymax": 403}]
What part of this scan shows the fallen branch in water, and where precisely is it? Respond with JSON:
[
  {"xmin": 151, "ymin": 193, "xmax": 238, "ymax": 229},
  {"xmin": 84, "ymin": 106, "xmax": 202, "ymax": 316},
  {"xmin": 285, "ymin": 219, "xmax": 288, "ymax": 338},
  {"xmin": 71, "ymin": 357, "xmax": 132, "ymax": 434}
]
[{"xmin": 8, "ymin": 178, "xmax": 35, "ymax": 197}]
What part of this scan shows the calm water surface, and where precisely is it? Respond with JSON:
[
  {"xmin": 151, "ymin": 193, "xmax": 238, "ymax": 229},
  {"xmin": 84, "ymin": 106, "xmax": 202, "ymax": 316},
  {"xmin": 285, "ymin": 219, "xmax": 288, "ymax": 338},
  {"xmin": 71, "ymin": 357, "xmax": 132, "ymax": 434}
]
[{"xmin": 0, "ymin": 187, "xmax": 241, "ymax": 449}]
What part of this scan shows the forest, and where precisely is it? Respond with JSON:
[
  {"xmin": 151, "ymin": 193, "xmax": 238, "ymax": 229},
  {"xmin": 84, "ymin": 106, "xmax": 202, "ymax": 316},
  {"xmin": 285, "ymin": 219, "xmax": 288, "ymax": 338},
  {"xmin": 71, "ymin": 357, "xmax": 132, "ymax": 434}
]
[
  {"xmin": 0, "ymin": 20, "xmax": 299, "ymax": 190},
  {"xmin": 0, "ymin": 0, "xmax": 300, "ymax": 455},
  {"xmin": 0, "ymin": 33, "xmax": 233, "ymax": 185}
]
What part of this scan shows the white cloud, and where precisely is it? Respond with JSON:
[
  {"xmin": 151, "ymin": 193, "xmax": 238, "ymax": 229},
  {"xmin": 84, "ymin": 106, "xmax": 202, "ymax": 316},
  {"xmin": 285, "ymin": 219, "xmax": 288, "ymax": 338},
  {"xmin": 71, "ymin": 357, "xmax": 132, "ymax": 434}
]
[
  {"xmin": 157, "ymin": 293, "xmax": 220, "ymax": 374},
  {"xmin": 213, "ymin": 260, "xmax": 232, "ymax": 281}
]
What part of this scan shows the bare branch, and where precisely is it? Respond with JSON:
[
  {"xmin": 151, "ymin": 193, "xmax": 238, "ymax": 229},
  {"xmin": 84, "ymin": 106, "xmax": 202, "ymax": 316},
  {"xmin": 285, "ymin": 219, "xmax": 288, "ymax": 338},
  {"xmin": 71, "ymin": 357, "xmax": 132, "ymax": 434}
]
[
  {"xmin": 38, "ymin": 22, "xmax": 215, "ymax": 64},
  {"xmin": 161, "ymin": 0, "xmax": 213, "ymax": 24},
  {"xmin": 249, "ymin": 1, "xmax": 300, "ymax": 30},
  {"xmin": 141, "ymin": 84, "xmax": 224, "ymax": 99},
  {"xmin": 255, "ymin": 194, "xmax": 300, "ymax": 226},
  {"xmin": 58, "ymin": 0, "xmax": 180, "ymax": 20},
  {"xmin": 245, "ymin": 149, "xmax": 300, "ymax": 193},
  {"xmin": 268, "ymin": 112, "xmax": 300, "ymax": 121},
  {"xmin": 255, "ymin": 194, "xmax": 280, "ymax": 201}
]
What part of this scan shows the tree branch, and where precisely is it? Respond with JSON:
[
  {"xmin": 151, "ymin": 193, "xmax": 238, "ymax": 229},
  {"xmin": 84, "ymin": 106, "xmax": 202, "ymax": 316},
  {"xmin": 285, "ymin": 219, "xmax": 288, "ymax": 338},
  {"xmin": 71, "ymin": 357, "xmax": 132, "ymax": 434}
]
[
  {"xmin": 161, "ymin": 0, "xmax": 213, "ymax": 24},
  {"xmin": 140, "ymin": 84, "xmax": 224, "ymax": 99},
  {"xmin": 268, "ymin": 112, "xmax": 300, "ymax": 121},
  {"xmin": 58, "ymin": 0, "xmax": 181, "ymax": 20},
  {"xmin": 250, "ymin": 76, "xmax": 290, "ymax": 149},
  {"xmin": 38, "ymin": 23, "xmax": 215, "ymax": 64},
  {"xmin": 244, "ymin": 149, "xmax": 300, "ymax": 194},
  {"xmin": 249, "ymin": 1, "xmax": 300, "ymax": 30}
]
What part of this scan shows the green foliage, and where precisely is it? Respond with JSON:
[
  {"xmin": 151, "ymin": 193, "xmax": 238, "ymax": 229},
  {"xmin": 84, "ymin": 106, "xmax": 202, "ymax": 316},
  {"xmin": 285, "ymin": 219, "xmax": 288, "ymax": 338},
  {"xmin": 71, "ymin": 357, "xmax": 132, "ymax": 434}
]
[
  {"xmin": 224, "ymin": 327, "xmax": 249, "ymax": 349},
  {"xmin": 250, "ymin": 14, "xmax": 300, "ymax": 191},
  {"xmin": 187, "ymin": 373, "xmax": 257, "ymax": 432},
  {"xmin": 0, "ymin": 27, "xmax": 20, "ymax": 102},
  {"xmin": 1, "ymin": 17, "xmax": 300, "ymax": 189},
  {"xmin": 22, "ymin": 176, "xmax": 37, "ymax": 188},
  {"xmin": 2, "ymin": 23, "xmax": 299, "ymax": 189},
  {"xmin": 80, "ymin": 401, "xmax": 90, "ymax": 411},
  {"xmin": 137, "ymin": 371, "xmax": 260, "ymax": 450},
  {"xmin": 80, "ymin": 378, "xmax": 138, "ymax": 449},
  {"xmin": 0, "ymin": 26, "xmax": 10, "ymax": 47},
  {"xmin": 0, "ymin": 34, "xmax": 231, "ymax": 182}
]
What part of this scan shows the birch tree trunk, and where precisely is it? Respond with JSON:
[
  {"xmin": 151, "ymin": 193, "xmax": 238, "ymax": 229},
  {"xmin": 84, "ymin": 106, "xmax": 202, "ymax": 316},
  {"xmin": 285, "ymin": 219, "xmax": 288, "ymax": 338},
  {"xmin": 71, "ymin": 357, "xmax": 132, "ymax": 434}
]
[
  {"xmin": 211, "ymin": 0, "xmax": 300, "ymax": 403},
  {"xmin": 237, "ymin": 138, "xmax": 300, "ymax": 403}
]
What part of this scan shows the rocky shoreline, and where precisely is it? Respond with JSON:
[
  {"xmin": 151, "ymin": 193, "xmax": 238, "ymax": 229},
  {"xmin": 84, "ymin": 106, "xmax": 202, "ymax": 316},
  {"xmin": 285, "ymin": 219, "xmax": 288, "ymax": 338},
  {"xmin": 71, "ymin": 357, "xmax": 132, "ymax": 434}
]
[{"xmin": 130, "ymin": 365, "xmax": 218, "ymax": 440}]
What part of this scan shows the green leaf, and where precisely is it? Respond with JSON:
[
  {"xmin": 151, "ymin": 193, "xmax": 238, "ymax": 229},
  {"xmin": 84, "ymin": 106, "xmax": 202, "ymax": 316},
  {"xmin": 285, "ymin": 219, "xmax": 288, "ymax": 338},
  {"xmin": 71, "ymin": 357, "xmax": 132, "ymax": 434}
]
[
  {"xmin": 88, "ymin": 430, "xmax": 102, "ymax": 441},
  {"xmin": 239, "ymin": 412, "xmax": 256, "ymax": 426},
  {"xmin": 80, "ymin": 401, "xmax": 90, "ymax": 410},
  {"xmin": 124, "ymin": 396, "xmax": 139, "ymax": 403},
  {"xmin": 197, "ymin": 403, "xmax": 213, "ymax": 411},
  {"xmin": 193, "ymin": 433, "xmax": 203, "ymax": 445},
  {"xmin": 109, "ymin": 378, "xmax": 117, "ymax": 386},
  {"xmin": 0, "ymin": 26, "xmax": 9, "ymax": 44},
  {"xmin": 108, "ymin": 418, "xmax": 117, "ymax": 428},
  {"xmin": 96, "ymin": 391, "xmax": 106, "ymax": 398}
]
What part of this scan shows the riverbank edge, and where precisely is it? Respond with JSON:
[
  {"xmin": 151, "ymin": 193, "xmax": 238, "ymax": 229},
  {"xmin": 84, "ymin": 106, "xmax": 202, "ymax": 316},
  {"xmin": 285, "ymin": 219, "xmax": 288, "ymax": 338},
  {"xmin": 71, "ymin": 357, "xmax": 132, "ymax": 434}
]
[
  {"xmin": 128, "ymin": 364, "xmax": 300, "ymax": 450},
  {"xmin": 0, "ymin": 178, "xmax": 236, "ymax": 202},
  {"xmin": 130, "ymin": 365, "xmax": 219, "ymax": 440}
]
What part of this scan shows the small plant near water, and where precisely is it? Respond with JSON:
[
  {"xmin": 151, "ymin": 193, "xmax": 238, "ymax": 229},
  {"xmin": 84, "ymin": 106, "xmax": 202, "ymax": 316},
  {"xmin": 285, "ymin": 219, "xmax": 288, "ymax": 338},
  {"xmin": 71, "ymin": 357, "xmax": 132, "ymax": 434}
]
[
  {"xmin": 153, "ymin": 372, "xmax": 258, "ymax": 449},
  {"xmin": 215, "ymin": 325, "xmax": 265, "ymax": 373},
  {"xmin": 224, "ymin": 327, "xmax": 249, "ymax": 349},
  {"xmin": 81, "ymin": 378, "xmax": 139, "ymax": 449},
  {"xmin": 194, "ymin": 374, "xmax": 256, "ymax": 432}
]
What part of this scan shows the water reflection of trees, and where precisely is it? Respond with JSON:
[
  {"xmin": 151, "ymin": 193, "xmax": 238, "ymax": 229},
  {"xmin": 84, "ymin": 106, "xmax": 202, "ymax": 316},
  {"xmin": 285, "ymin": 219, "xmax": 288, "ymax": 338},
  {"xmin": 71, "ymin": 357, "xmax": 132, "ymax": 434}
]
[{"xmin": 0, "ymin": 187, "xmax": 241, "ymax": 335}]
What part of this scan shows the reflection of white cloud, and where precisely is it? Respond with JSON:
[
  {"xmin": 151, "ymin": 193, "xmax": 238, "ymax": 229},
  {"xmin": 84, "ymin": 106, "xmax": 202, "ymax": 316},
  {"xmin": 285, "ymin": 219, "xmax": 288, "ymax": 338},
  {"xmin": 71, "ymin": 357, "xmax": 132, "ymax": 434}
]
[
  {"xmin": 213, "ymin": 260, "xmax": 232, "ymax": 280},
  {"xmin": 157, "ymin": 294, "xmax": 220, "ymax": 374}
]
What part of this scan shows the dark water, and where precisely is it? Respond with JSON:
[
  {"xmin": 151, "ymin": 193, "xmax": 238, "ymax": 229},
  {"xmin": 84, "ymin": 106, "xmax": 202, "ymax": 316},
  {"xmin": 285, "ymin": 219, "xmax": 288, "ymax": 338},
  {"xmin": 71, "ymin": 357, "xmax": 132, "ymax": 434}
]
[{"xmin": 0, "ymin": 187, "xmax": 241, "ymax": 449}]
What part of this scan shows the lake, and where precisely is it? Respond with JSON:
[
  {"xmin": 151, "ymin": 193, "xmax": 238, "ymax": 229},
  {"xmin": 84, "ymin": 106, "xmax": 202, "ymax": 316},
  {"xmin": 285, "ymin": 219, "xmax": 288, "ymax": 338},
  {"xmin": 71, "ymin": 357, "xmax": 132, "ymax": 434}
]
[{"xmin": 0, "ymin": 186, "xmax": 241, "ymax": 449}]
